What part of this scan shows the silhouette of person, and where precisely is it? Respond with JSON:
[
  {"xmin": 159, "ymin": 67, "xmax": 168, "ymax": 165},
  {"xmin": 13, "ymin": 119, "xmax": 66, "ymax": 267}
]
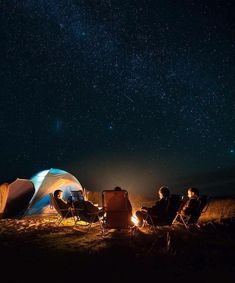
[
  {"xmin": 54, "ymin": 189, "xmax": 71, "ymax": 210},
  {"xmin": 72, "ymin": 190, "xmax": 103, "ymax": 222},
  {"xmin": 135, "ymin": 186, "xmax": 171, "ymax": 227},
  {"xmin": 177, "ymin": 187, "xmax": 200, "ymax": 223},
  {"xmin": 53, "ymin": 189, "xmax": 73, "ymax": 217},
  {"xmin": 114, "ymin": 186, "xmax": 133, "ymax": 217}
]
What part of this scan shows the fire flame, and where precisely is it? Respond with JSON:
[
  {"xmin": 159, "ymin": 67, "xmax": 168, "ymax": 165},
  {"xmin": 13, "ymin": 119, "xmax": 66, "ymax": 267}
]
[{"xmin": 131, "ymin": 215, "xmax": 139, "ymax": 226}]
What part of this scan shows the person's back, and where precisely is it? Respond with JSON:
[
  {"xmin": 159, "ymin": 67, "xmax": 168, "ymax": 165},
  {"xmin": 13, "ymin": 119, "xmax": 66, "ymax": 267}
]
[
  {"xmin": 102, "ymin": 186, "xmax": 133, "ymax": 229},
  {"xmin": 150, "ymin": 187, "xmax": 170, "ymax": 224},
  {"xmin": 149, "ymin": 197, "xmax": 168, "ymax": 214},
  {"xmin": 114, "ymin": 186, "xmax": 133, "ymax": 224},
  {"xmin": 136, "ymin": 186, "xmax": 171, "ymax": 226}
]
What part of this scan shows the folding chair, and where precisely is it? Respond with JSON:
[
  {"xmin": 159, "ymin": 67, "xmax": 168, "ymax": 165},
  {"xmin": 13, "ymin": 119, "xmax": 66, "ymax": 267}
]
[
  {"xmin": 76, "ymin": 209, "xmax": 104, "ymax": 233},
  {"xmin": 141, "ymin": 194, "xmax": 184, "ymax": 231},
  {"xmin": 101, "ymin": 189, "xmax": 135, "ymax": 235},
  {"xmin": 70, "ymin": 190, "xmax": 83, "ymax": 203},
  {"xmin": 49, "ymin": 193, "xmax": 101, "ymax": 232},
  {"xmin": 70, "ymin": 191, "xmax": 104, "ymax": 233},
  {"xmin": 166, "ymin": 194, "xmax": 185, "ymax": 223},
  {"xmin": 172, "ymin": 195, "xmax": 208, "ymax": 229},
  {"xmin": 49, "ymin": 193, "xmax": 78, "ymax": 227}
]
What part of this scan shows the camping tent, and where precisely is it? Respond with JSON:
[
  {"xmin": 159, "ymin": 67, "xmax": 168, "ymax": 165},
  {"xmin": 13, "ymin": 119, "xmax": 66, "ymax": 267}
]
[
  {"xmin": 24, "ymin": 168, "xmax": 83, "ymax": 216},
  {"xmin": 0, "ymin": 183, "xmax": 8, "ymax": 218},
  {"xmin": 0, "ymin": 179, "xmax": 35, "ymax": 218}
]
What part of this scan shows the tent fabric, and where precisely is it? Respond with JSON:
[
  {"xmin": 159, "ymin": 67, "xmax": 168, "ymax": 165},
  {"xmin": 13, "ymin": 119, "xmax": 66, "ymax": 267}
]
[
  {"xmin": 0, "ymin": 179, "xmax": 35, "ymax": 218},
  {"xmin": 25, "ymin": 168, "xmax": 83, "ymax": 216},
  {"xmin": 0, "ymin": 183, "xmax": 9, "ymax": 218}
]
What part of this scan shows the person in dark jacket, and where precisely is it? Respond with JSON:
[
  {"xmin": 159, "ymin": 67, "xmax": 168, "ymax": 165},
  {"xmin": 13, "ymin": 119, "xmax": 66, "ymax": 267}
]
[
  {"xmin": 54, "ymin": 189, "xmax": 71, "ymax": 209},
  {"xmin": 72, "ymin": 190, "xmax": 103, "ymax": 222},
  {"xmin": 135, "ymin": 186, "xmax": 170, "ymax": 227},
  {"xmin": 114, "ymin": 186, "xmax": 133, "ymax": 216},
  {"xmin": 54, "ymin": 189, "xmax": 102, "ymax": 222},
  {"xmin": 177, "ymin": 187, "xmax": 200, "ymax": 223},
  {"xmin": 53, "ymin": 189, "xmax": 73, "ymax": 217}
]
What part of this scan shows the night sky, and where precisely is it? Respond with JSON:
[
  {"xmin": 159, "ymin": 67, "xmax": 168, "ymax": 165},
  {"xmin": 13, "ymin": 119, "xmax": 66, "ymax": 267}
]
[{"xmin": 1, "ymin": 0, "xmax": 235, "ymax": 196}]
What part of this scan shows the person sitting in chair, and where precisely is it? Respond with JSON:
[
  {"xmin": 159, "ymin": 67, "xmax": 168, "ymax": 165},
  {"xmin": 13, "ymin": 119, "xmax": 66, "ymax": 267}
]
[
  {"xmin": 135, "ymin": 186, "xmax": 171, "ymax": 227},
  {"xmin": 114, "ymin": 186, "xmax": 133, "ymax": 224},
  {"xmin": 54, "ymin": 190, "xmax": 71, "ymax": 209},
  {"xmin": 53, "ymin": 189, "xmax": 73, "ymax": 217},
  {"xmin": 72, "ymin": 190, "xmax": 103, "ymax": 223},
  {"xmin": 177, "ymin": 187, "xmax": 200, "ymax": 223}
]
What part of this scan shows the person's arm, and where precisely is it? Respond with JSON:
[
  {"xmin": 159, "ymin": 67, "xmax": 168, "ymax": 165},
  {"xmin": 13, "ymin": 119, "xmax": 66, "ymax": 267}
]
[
  {"xmin": 84, "ymin": 200, "xmax": 99, "ymax": 213},
  {"xmin": 141, "ymin": 201, "xmax": 157, "ymax": 212},
  {"xmin": 57, "ymin": 199, "xmax": 71, "ymax": 209},
  {"xmin": 150, "ymin": 199, "xmax": 170, "ymax": 216},
  {"xmin": 181, "ymin": 199, "xmax": 196, "ymax": 215}
]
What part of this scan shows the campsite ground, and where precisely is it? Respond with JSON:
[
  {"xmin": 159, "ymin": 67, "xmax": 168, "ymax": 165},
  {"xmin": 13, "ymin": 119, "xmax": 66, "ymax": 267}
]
[{"xmin": 1, "ymin": 216, "xmax": 235, "ymax": 283}]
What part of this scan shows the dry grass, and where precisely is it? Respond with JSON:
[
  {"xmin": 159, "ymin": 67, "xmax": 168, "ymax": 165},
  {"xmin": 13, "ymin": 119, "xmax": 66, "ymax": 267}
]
[
  {"xmin": 199, "ymin": 197, "xmax": 235, "ymax": 222},
  {"xmin": 1, "ymin": 195, "xmax": 235, "ymax": 282}
]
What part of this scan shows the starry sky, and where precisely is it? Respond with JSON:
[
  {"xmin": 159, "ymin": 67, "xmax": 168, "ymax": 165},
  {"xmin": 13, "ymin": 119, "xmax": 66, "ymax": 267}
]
[{"xmin": 1, "ymin": 0, "xmax": 235, "ymax": 197}]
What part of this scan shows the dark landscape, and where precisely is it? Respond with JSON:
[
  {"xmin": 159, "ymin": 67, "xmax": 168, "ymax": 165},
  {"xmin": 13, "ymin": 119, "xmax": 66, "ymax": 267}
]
[
  {"xmin": 1, "ymin": 195, "xmax": 235, "ymax": 282},
  {"xmin": 1, "ymin": 1, "xmax": 235, "ymax": 282}
]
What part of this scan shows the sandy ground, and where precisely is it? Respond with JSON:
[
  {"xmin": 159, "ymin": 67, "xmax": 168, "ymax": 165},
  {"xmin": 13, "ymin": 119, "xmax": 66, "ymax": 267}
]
[{"xmin": 1, "ymin": 216, "xmax": 235, "ymax": 282}]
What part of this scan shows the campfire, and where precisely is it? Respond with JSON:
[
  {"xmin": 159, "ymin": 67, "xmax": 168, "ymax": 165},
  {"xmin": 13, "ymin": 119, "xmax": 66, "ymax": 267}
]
[{"xmin": 131, "ymin": 215, "xmax": 139, "ymax": 226}]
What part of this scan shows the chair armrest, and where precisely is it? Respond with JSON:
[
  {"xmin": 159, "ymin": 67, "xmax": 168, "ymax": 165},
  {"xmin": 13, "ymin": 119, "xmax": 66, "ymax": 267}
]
[{"xmin": 57, "ymin": 208, "xmax": 72, "ymax": 212}]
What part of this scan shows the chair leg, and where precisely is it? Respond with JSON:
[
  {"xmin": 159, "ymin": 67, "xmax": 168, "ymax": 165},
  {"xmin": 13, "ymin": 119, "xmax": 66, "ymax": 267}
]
[
  {"xmin": 179, "ymin": 215, "xmax": 189, "ymax": 230},
  {"xmin": 149, "ymin": 216, "xmax": 158, "ymax": 233},
  {"xmin": 84, "ymin": 213, "xmax": 103, "ymax": 234},
  {"xmin": 57, "ymin": 215, "xmax": 65, "ymax": 226},
  {"xmin": 98, "ymin": 215, "xmax": 105, "ymax": 236},
  {"xmin": 195, "ymin": 222, "xmax": 201, "ymax": 229},
  {"xmin": 171, "ymin": 214, "xmax": 189, "ymax": 230},
  {"xmin": 86, "ymin": 214, "xmax": 96, "ymax": 233},
  {"xmin": 142, "ymin": 214, "xmax": 157, "ymax": 233},
  {"xmin": 71, "ymin": 210, "xmax": 80, "ymax": 227},
  {"xmin": 57, "ymin": 210, "xmax": 75, "ymax": 227},
  {"xmin": 172, "ymin": 214, "xmax": 179, "ymax": 225}
]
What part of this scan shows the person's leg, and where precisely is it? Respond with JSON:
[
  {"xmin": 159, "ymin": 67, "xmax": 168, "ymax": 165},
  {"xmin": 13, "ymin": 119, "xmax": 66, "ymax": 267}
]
[{"xmin": 136, "ymin": 210, "xmax": 147, "ymax": 227}]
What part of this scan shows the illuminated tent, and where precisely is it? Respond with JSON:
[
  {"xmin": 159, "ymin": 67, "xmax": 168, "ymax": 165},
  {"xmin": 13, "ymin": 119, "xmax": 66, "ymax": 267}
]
[
  {"xmin": 0, "ymin": 179, "xmax": 35, "ymax": 218},
  {"xmin": 24, "ymin": 168, "xmax": 83, "ymax": 216}
]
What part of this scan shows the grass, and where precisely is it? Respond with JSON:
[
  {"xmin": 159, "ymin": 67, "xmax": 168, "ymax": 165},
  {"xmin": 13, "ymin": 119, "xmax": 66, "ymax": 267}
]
[{"xmin": 1, "ymin": 195, "xmax": 235, "ymax": 282}]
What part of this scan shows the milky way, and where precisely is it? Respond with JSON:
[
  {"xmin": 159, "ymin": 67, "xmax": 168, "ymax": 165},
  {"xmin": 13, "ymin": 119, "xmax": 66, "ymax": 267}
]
[{"xmin": 1, "ymin": 1, "xmax": 235, "ymax": 195}]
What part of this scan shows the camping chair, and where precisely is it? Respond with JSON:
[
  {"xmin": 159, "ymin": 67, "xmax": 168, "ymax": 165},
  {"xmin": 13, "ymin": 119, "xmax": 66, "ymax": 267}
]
[
  {"xmin": 50, "ymin": 193, "xmax": 103, "ymax": 232},
  {"xmin": 70, "ymin": 190, "xmax": 83, "ymax": 203},
  {"xmin": 172, "ymin": 195, "xmax": 208, "ymax": 230},
  {"xmin": 101, "ymin": 189, "xmax": 135, "ymax": 235},
  {"xmin": 69, "ymin": 191, "xmax": 104, "ymax": 233},
  {"xmin": 167, "ymin": 194, "xmax": 185, "ymax": 223},
  {"xmin": 141, "ymin": 194, "xmax": 184, "ymax": 232},
  {"xmin": 49, "ymin": 193, "xmax": 79, "ymax": 227}
]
